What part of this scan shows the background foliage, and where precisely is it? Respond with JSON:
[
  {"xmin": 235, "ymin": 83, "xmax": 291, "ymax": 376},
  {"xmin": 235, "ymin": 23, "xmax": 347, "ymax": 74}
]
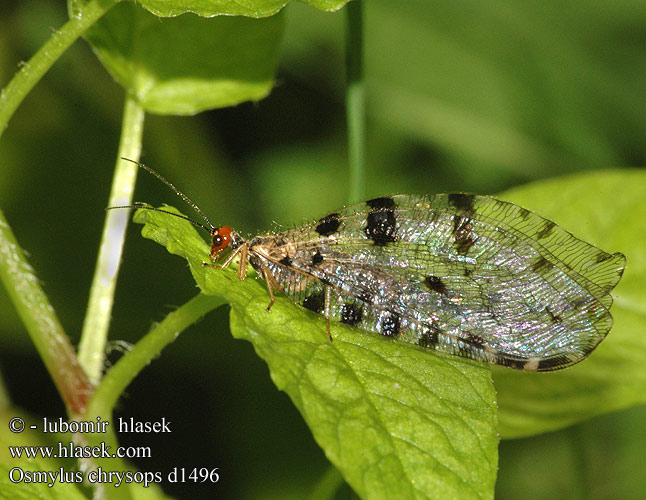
[{"xmin": 0, "ymin": 0, "xmax": 644, "ymax": 499}]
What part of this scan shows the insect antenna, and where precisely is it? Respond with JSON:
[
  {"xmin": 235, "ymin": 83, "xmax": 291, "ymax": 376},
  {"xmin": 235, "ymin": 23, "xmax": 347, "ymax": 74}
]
[
  {"xmin": 107, "ymin": 158, "xmax": 217, "ymax": 235},
  {"xmin": 107, "ymin": 202, "xmax": 214, "ymax": 235}
]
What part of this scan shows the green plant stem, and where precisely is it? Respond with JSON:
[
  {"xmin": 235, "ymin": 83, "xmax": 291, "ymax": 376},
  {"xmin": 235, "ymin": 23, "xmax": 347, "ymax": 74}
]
[
  {"xmin": 345, "ymin": 0, "xmax": 366, "ymax": 203},
  {"xmin": 0, "ymin": 210, "xmax": 92, "ymax": 414},
  {"xmin": 80, "ymin": 427, "xmax": 134, "ymax": 500},
  {"xmin": 78, "ymin": 97, "xmax": 145, "ymax": 383},
  {"xmin": 0, "ymin": 0, "xmax": 118, "ymax": 138},
  {"xmin": 86, "ymin": 293, "xmax": 225, "ymax": 418},
  {"xmin": 81, "ymin": 293, "xmax": 222, "ymax": 500}
]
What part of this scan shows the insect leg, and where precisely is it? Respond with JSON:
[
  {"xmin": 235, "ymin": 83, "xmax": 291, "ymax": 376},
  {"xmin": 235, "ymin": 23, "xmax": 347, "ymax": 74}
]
[
  {"xmin": 202, "ymin": 243, "xmax": 248, "ymax": 280},
  {"xmin": 236, "ymin": 244, "xmax": 248, "ymax": 281},
  {"xmin": 258, "ymin": 261, "xmax": 277, "ymax": 312},
  {"xmin": 324, "ymin": 286, "xmax": 332, "ymax": 342},
  {"xmin": 217, "ymin": 244, "xmax": 243, "ymax": 268}
]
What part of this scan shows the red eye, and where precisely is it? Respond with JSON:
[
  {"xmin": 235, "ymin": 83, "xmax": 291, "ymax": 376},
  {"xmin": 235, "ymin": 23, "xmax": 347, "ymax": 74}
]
[{"xmin": 211, "ymin": 226, "xmax": 233, "ymax": 258}]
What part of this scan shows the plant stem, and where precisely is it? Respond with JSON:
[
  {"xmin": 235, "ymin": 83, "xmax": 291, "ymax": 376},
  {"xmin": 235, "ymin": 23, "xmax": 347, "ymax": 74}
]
[
  {"xmin": 86, "ymin": 293, "xmax": 225, "ymax": 418},
  {"xmin": 81, "ymin": 293, "xmax": 223, "ymax": 500},
  {"xmin": 0, "ymin": 0, "xmax": 118, "ymax": 138},
  {"xmin": 78, "ymin": 96, "xmax": 145, "ymax": 383},
  {"xmin": 345, "ymin": 0, "xmax": 366, "ymax": 203},
  {"xmin": 0, "ymin": 210, "xmax": 92, "ymax": 414}
]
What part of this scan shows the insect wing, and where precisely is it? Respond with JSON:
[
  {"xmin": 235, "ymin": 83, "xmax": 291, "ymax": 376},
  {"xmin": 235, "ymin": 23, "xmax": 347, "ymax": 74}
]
[{"xmin": 262, "ymin": 194, "xmax": 625, "ymax": 371}]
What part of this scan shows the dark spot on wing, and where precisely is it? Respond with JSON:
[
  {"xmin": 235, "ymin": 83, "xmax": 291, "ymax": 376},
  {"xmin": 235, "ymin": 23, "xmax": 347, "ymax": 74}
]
[
  {"xmin": 537, "ymin": 356, "xmax": 570, "ymax": 371},
  {"xmin": 501, "ymin": 358, "xmax": 530, "ymax": 370},
  {"xmin": 381, "ymin": 313, "xmax": 401, "ymax": 337},
  {"xmin": 418, "ymin": 326, "xmax": 439, "ymax": 347},
  {"xmin": 452, "ymin": 215, "xmax": 476, "ymax": 255},
  {"xmin": 448, "ymin": 193, "xmax": 475, "ymax": 212},
  {"xmin": 532, "ymin": 256, "xmax": 554, "ymax": 273},
  {"xmin": 358, "ymin": 291, "xmax": 373, "ymax": 304},
  {"xmin": 302, "ymin": 291, "xmax": 325, "ymax": 314},
  {"xmin": 545, "ymin": 306, "xmax": 562, "ymax": 324},
  {"xmin": 518, "ymin": 208, "xmax": 531, "ymax": 220},
  {"xmin": 279, "ymin": 256, "xmax": 292, "ymax": 267},
  {"xmin": 454, "ymin": 335, "xmax": 485, "ymax": 360},
  {"xmin": 365, "ymin": 210, "xmax": 397, "ymax": 245},
  {"xmin": 595, "ymin": 252, "xmax": 613, "ymax": 263},
  {"xmin": 315, "ymin": 213, "xmax": 341, "ymax": 237},
  {"xmin": 453, "ymin": 215, "xmax": 470, "ymax": 235},
  {"xmin": 366, "ymin": 196, "xmax": 396, "ymax": 210},
  {"xmin": 311, "ymin": 251, "xmax": 323, "ymax": 266},
  {"xmin": 571, "ymin": 296, "xmax": 588, "ymax": 310},
  {"xmin": 340, "ymin": 303, "xmax": 363, "ymax": 326},
  {"xmin": 423, "ymin": 275, "xmax": 447, "ymax": 295},
  {"xmin": 465, "ymin": 334, "xmax": 484, "ymax": 349},
  {"xmin": 536, "ymin": 221, "xmax": 556, "ymax": 239}
]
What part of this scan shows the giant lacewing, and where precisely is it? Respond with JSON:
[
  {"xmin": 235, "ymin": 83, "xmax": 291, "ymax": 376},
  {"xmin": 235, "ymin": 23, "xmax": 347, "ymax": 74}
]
[{"xmin": 112, "ymin": 161, "xmax": 626, "ymax": 372}]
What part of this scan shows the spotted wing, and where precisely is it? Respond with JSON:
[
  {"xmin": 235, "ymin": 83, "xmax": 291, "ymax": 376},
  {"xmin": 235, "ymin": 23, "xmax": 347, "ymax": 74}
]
[{"xmin": 259, "ymin": 194, "xmax": 625, "ymax": 371}]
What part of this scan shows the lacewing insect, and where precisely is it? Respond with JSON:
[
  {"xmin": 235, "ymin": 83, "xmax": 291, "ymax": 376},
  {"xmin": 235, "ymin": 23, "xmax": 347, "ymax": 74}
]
[{"xmin": 111, "ymin": 161, "xmax": 625, "ymax": 372}]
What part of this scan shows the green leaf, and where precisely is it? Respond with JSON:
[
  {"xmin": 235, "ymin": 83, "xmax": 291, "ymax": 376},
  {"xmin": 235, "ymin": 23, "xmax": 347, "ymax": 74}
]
[
  {"xmin": 133, "ymin": 207, "xmax": 499, "ymax": 500},
  {"xmin": 137, "ymin": 0, "xmax": 349, "ymax": 17},
  {"xmin": 80, "ymin": 2, "xmax": 285, "ymax": 114},
  {"xmin": 493, "ymin": 169, "xmax": 646, "ymax": 439},
  {"xmin": 230, "ymin": 311, "xmax": 498, "ymax": 500},
  {"xmin": 71, "ymin": 0, "xmax": 350, "ymax": 114}
]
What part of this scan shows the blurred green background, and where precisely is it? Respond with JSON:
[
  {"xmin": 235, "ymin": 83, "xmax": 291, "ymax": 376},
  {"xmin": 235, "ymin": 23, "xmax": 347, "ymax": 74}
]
[{"xmin": 1, "ymin": 0, "xmax": 644, "ymax": 499}]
